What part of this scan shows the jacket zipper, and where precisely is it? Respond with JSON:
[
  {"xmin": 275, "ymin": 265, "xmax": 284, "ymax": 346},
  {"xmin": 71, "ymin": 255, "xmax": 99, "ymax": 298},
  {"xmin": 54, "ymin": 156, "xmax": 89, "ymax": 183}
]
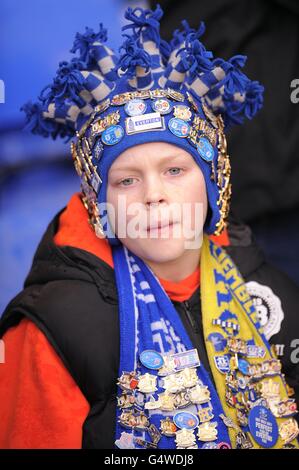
[{"xmin": 182, "ymin": 300, "xmax": 199, "ymax": 334}]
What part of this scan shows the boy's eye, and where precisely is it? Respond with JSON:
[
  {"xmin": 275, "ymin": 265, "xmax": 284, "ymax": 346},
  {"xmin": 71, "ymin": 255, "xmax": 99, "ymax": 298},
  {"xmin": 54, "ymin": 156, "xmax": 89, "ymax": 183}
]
[
  {"xmin": 119, "ymin": 178, "xmax": 135, "ymax": 186},
  {"xmin": 168, "ymin": 167, "xmax": 183, "ymax": 175}
]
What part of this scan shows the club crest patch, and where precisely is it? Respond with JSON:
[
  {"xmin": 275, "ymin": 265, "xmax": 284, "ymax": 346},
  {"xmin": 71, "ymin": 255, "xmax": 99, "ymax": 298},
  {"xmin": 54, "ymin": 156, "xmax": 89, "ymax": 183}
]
[{"xmin": 245, "ymin": 281, "xmax": 284, "ymax": 340}]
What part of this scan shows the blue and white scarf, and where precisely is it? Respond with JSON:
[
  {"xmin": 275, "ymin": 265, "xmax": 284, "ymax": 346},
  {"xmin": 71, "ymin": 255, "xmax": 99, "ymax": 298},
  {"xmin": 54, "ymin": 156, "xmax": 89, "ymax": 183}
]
[{"xmin": 112, "ymin": 243, "xmax": 231, "ymax": 449}]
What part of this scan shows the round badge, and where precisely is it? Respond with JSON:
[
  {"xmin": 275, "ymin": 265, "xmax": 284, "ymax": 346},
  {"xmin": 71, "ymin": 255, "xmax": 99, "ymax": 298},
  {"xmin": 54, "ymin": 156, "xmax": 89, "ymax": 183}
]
[
  {"xmin": 151, "ymin": 98, "xmax": 172, "ymax": 115},
  {"xmin": 238, "ymin": 358, "xmax": 250, "ymax": 375},
  {"xmin": 168, "ymin": 118, "xmax": 190, "ymax": 138},
  {"xmin": 124, "ymin": 98, "xmax": 147, "ymax": 117},
  {"xmin": 197, "ymin": 137, "xmax": 214, "ymax": 162},
  {"xmin": 139, "ymin": 350, "xmax": 164, "ymax": 370},
  {"xmin": 101, "ymin": 125, "xmax": 124, "ymax": 145},
  {"xmin": 173, "ymin": 411, "xmax": 199, "ymax": 430},
  {"xmin": 245, "ymin": 281, "xmax": 285, "ymax": 340},
  {"xmin": 248, "ymin": 405, "xmax": 278, "ymax": 448}
]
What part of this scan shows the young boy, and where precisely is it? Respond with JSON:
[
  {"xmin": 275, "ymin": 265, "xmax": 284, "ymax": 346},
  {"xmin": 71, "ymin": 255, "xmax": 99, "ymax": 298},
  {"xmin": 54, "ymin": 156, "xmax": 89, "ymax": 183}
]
[{"xmin": 0, "ymin": 5, "xmax": 298, "ymax": 449}]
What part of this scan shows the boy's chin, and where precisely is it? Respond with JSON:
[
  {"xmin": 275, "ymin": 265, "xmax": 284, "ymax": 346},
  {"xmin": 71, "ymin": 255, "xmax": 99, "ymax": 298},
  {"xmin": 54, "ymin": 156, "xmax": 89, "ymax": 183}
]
[{"xmin": 126, "ymin": 239, "xmax": 188, "ymax": 263}]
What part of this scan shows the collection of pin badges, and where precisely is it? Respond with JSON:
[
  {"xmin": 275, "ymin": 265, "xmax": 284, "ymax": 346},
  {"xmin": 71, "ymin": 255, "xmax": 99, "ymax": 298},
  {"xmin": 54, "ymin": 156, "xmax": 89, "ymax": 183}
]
[
  {"xmin": 70, "ymin": 88, "xmax": 233, "ymax": 238},
  {"xmin": 115, "ymin": 319, "xmax": 299, "ymax": 450},
  {"xmin": 76, "ymin": 88, "xmax": 218, "ymax": 177},
  {"xmin": 115, "ymin": 348, "xmax": 231, "ymax": 449},
  {"xmin": 208, "ymin": 318, "xmax": 299, "ymax": 449}
]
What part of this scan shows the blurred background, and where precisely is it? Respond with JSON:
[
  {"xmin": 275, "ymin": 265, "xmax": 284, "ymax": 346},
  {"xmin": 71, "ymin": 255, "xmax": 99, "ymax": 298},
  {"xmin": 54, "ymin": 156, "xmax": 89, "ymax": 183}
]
[{"xmin": 1, "ymin": 0, "xmax": 299, "ymax": 314}]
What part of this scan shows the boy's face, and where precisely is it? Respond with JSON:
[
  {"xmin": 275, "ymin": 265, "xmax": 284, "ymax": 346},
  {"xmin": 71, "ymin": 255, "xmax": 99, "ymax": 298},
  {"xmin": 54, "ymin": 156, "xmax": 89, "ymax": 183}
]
[{"xmin": 107, "ymin": 142, "xmax": 208, "ymax": 264}]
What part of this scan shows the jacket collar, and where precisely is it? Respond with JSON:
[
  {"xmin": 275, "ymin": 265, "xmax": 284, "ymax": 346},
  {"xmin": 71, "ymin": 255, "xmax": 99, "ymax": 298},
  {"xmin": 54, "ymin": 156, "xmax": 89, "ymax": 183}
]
[{"xmin": 24, "ymin": 205, "xmax": 119, "ymax": 303}]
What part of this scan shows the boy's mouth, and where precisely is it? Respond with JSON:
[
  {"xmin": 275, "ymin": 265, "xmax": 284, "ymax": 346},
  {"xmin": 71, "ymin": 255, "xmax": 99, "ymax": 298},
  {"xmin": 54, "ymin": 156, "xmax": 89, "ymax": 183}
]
[{"xmin": 146, "ymin": 221, "xmax": 176, "ymax": 232}]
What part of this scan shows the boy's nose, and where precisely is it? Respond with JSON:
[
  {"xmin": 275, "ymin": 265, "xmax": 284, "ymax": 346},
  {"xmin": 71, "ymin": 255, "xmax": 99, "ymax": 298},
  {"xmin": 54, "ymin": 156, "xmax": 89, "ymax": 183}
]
[{"xmin": 143, "ymin": 176, "xmax": 168, "ymax": 208}]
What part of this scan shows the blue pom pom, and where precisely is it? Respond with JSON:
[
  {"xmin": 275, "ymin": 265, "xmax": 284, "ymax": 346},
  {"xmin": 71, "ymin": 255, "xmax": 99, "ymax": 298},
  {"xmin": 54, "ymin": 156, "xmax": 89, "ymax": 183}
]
[
  {"xmin": 223, "ymin": 79, "xmax": 264, "ymax": 126},
  {"xmin": 119, "ymin": 35, "xmax": 152, "ymax": 78},
  {"xmin": 213, "ymin": 55, "xmax": 248, "ymax": 96},
  {"xmin": 20, "ymin": 101, "xmax": 55, "ymax": 137},
  {"xmin": 178, "ymin": 34, "xmax": 213, "ymax": 77},
  {"xmin": 20, "ymin": 101, "xmax": 74, "ymax": 140},
  {"xmin": 170, "ymin": 20, "xmax": 205, "ymax": 51},
  {"xmin": 243, "ymin": 80, "xmax": 264, "ymax": 120},
  {"xmin": 39, "ymin": 58, "xmax": 86, "ymax": 107},
  {"xmin": 70, "ymin": 24, "xmax": 108, "ymax": 62},
  {"xmin": 209, "ymin": 54, "xmax": 264, "ymax": 127},
  {"xmin": 122, "ymin": 4, "xmax": 163, "ymax": 45}
]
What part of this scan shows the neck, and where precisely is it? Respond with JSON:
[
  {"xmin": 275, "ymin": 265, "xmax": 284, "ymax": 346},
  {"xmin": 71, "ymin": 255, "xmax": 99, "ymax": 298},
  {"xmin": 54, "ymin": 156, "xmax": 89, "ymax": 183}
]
[{"xmin": 143, "ymin": 247, "xmax": 201, "ymax": 283}]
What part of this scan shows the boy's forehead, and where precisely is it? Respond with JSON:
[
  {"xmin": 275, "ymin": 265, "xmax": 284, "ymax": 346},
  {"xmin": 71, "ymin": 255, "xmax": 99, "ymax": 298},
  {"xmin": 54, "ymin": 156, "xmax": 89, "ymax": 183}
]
[{"xmin": 110, "ymin": 143, "xmax": 192, "ymax": 172}]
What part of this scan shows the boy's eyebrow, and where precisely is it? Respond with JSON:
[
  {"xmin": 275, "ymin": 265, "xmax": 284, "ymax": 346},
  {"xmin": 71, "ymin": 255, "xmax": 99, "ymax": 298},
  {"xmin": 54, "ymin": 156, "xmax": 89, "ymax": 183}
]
[{"xmin": 109, "ymin": 153, "xmax": 187, "ymax": 173}]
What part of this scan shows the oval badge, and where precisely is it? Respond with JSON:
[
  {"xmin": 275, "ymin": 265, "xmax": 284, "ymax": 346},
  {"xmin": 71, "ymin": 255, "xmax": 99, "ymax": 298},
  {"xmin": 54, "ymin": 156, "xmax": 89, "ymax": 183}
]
[
  {"xmin": 151, "ymin": 98, "xmax": 172, "ymax": 115},
  {"xmin": 101, "ymin": 125, "xmax": 124, "ymax": 145},
  {"xmin": 173, "ymin": 411, "xmax": 199, "ymax": 430},
  {"xmin": 124, "ymin": 98, "xmax": 147, "ymax": 117},
  {"xmin": 140, "ymin": 350, "xmax": 164, "ymax": 370},
  {"xmin": 168, "ymin": 118, "xmax": 190, "ymax": 138},
  {"xmin": 197, "ymin": 137, "xmax": 214, "ymax": 162}
]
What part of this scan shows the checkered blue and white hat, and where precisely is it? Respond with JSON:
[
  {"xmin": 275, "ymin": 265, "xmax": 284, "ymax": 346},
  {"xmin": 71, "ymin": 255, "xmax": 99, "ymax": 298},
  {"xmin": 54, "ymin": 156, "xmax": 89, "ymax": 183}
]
[{"xmin": 22, "ymin": 4, "xmax": 264, "ymax": 242}]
